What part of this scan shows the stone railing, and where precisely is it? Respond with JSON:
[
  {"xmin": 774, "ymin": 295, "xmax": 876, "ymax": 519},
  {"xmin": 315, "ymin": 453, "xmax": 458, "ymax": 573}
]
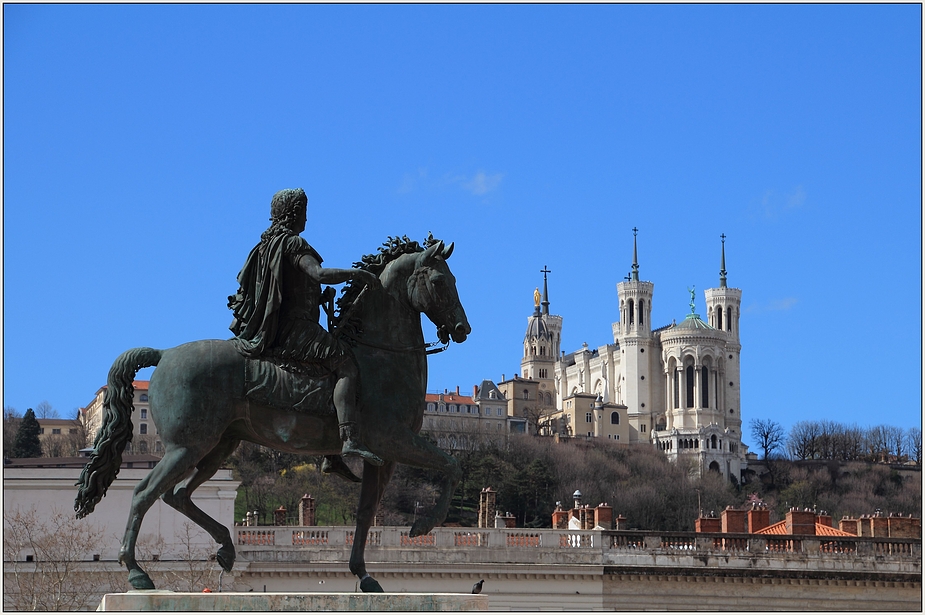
[
  {"xmin": 237, "ymin": 527, "xmax": 591, "ymax": 550},
  {"xmin": 236, "ymin": 526, "xmax": 921, "ymax": 571}
]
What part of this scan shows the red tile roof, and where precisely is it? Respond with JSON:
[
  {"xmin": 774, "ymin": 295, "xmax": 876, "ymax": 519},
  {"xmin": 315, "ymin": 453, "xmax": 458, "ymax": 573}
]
[
  {"xmin": 95, "ymin": 380, "xmax": 150, "ymax": 395},
  {"xmin": 754, "ymin": 520, "xmax": 856, "ymax": 537},
  {"xmin": 424, "ymin": 392, "xmax": 475, "ymax": 404}
]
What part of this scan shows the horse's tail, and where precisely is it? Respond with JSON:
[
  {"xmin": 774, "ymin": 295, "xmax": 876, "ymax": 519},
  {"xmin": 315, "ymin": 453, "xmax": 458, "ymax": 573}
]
[{"xmin": 74, "ymin": 347, "xmax": 162, "ymax": 519}]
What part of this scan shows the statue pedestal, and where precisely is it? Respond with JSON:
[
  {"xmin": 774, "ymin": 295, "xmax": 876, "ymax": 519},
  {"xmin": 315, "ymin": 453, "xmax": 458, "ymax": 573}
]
[{"xmin": 97, "ymin": 591, "xmax": 488, "ymax": 611}]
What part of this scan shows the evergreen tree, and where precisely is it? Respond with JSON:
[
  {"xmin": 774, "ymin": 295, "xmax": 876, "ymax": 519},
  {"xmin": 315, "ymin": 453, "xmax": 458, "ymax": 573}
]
[{"xmin": 12, "ymin": 408, "xmax": 42, "ymax": 458}]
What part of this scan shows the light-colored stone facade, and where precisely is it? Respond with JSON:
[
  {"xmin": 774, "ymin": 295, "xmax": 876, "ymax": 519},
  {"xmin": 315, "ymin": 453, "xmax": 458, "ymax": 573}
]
[
  {"xmin": 524, "ymin": 233, "xmax": 748, "ymax": 480},
  {"xmin": 422, "ymin": 384, "xmax": 527, "ymax": 449},
  {"xmin": 83, "ymin": 380, "xmax": 162, "ymax": 455},
  {"xmin": 3, "ymin": 461, "xmax": 239, "ymax": 562}
]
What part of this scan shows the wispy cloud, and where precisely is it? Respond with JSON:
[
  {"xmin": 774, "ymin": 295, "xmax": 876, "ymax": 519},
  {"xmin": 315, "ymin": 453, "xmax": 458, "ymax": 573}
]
[
  {"xmin": 397, "ymin": 167, "xmax": 429, "ymax": 194},
  {"xmin": 398, "ymin": 168, "xmax": 504, "ymax": 198},
  {"xmin": 743, "ymin": 297, "xmax": 799, "ymax": 313},
  {"xmin": 787, "ymin": 185, "xmax": 806, "ymax": 209},
  {"xmin": 768, "ymin": 297, "xmax": 798, "ymax": 311},
  {"xmin": 749, "ymin": 185, "xmax": 807, "ymax": 220},
  {"xmin": 461, "ymin": 171, "xmax": 503, "ymax": 196}
]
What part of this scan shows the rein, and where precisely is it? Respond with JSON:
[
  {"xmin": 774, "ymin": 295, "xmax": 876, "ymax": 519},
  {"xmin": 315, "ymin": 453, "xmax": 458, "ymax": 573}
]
[{"xmin": 345, "ymin": 335, "xmax": 449, "ymax": 355}]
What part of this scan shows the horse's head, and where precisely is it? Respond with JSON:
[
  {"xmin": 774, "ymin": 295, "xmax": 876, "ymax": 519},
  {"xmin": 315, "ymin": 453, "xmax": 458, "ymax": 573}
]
[{"xmin": 406, "ymin": 240, "xmax": 471, "ymax": 344}]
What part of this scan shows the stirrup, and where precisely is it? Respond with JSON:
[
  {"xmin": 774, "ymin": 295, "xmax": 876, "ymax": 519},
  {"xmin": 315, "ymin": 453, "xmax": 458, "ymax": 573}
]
[
  {"xmin": 342, "ymin": 439, "xmax": 384, "ymax": 466},
  {"xmin": 321, "ymin": 456, "xmax": 362, "ymax": 483}
]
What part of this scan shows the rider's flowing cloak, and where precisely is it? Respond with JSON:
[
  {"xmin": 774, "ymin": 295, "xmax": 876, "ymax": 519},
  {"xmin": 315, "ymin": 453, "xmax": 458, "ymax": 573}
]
[{"xmin": 228, "ymin": 233, "xmax": 323, "ymax": 359}]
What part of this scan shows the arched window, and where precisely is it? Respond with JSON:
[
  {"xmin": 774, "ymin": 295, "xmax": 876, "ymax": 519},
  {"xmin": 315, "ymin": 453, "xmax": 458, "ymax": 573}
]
[
  {"xmin": 711, "ymin": 434, "xmax": 718, "ymax": 449},
  {"xmin": 709, "ymin": 461, "xmax": 720, "ymax": 473},
  {"xmin": 701, "ymin": 366, "xmax": 709, "ymax": 408},
  {"xmin": 686, "ymin": 365, "xmax": 695, "ymax": 408},
  {"xmin": 673, "ymin": 367, "xmax": 680, "ymax": 409},
  {"xmin": 628, "ymin": 299, "xmax": 635, "ymax": 325},
  {"xmin": 139, "ymin": 394, "xmax": 148, "ymax": 402},
  {"xmin": 639, "ymin": 299, "xmax": 645, "ymax": 326},
  {"xmin": 726, "ymin": 307, "xmax": 732, "ymax": 332},
  {"xmin": 610, "ymin": 411, "xmax": 620, "ymax": 425},
  {"xmin": 717, "ymin": 306, "xmax": 723, "ymax": 330}
]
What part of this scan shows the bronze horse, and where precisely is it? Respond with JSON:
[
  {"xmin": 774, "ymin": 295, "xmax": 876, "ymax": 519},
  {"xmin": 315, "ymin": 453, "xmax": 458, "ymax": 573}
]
[{"xmin": 74, "ymin": 237, "xmax": 470, "ymax": 592}]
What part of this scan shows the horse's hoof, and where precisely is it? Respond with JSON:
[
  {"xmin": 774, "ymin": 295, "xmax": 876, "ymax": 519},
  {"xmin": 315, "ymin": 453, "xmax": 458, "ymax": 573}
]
[
  {"xmin": 128, "ymin": 569, "xmax": 156, "ymax": 590},
  {"xmin": 216, "ymin": 546, "xmax": 236, "ymax": 572},
  {"xmin": 360, "ymin": 576, "xmax": 384, "ymax": 593}
]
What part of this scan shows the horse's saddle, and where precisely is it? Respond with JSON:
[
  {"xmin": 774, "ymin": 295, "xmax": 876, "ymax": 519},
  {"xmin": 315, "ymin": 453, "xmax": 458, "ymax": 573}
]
[{"xmin": 243, "ymin": 357, "xmax": 336, "ymax": 415}]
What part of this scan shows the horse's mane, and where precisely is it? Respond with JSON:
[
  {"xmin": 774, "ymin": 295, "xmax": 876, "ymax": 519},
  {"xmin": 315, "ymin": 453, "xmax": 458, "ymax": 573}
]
[{"xmin": 334, "ymin": 233, "xmax": 441, "ymax": 336}]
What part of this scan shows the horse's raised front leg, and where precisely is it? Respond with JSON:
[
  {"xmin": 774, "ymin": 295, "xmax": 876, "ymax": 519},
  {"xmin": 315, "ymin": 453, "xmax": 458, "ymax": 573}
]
[
  {"xmin": 349, "ymin": 460, "xmax": 395, "ymax": 593},
  {"xmin": 160, "ymin": 436, "xmax": 240, "ymax": 574},
  {"xmin": 386, "ymin": 431, "xmax": 461, "ymax": 537}
]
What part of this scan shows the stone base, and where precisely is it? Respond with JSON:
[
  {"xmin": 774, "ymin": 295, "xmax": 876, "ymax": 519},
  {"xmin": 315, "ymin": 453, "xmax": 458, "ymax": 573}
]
[{"xmin": 97, "ymin": 591, "xmax": 488, "ymax": 611}]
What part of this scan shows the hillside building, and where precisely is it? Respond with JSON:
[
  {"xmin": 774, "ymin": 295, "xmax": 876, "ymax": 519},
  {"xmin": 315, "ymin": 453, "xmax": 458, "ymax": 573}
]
[
  {"xmin": 522, "ymin": 230, "xmax": 748, "ymax": 480},
  {"xmin": 83, "ymin": 381, "xmax": 162, "ymax": 455},
  {"xmin": 422, "ymin": 384, "xmax": 527, "ymax": 450}
]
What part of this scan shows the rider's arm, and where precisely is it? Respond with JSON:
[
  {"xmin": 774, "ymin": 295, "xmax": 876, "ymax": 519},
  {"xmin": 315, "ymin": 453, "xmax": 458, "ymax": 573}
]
[{"xmin": 295, "ymin": 253, "xmax": 379, "ymax": 288}]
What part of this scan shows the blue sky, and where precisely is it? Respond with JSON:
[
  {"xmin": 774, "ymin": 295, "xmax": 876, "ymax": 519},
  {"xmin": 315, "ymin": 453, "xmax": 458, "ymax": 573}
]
[{"xmin": 3, "ymin": 4, "xmax": 921, "ymax": 453}]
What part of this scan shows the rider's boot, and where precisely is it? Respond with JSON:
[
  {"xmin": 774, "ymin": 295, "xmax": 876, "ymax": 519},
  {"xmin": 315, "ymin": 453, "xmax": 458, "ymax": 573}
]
[
  {"xmin": 339, "ymin": 422, "xmax": 384, "ymax": 466},
  {"xmin": 321, "ymin": 455, "xmax": 362, "ymax": 482}
]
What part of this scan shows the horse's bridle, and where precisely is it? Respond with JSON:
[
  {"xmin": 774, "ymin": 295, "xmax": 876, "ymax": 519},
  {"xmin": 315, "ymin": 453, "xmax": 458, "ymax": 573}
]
[{"xmin": 334, "ymin": 269, "xmax": 454, "ymax": 355}]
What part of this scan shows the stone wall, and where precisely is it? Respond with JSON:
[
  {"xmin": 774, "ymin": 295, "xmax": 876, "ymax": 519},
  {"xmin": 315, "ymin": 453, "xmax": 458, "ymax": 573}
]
[{"xmin": 233, "ymin": 526, "xmax": 921, "ymax": 611}]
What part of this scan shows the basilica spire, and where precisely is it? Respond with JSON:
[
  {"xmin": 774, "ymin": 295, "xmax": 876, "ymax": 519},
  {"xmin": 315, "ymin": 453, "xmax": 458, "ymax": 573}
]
[
  {"xmin": 631, "ymin": 227, "xmax": 639, "ymax": 282},
  {"xmin": 719, "ymin": 233, "xmax": 727, "ymax": 288},
  {"xmin": 541, "ymin": 265, "xmax": 551, "ymax": 315}
]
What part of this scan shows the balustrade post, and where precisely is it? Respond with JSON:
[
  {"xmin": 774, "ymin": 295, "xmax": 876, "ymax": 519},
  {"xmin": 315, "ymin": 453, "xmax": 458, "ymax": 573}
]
[
  {"xmin": 748, "ymin": 537, "xmax": 767, "ymax": 553},
  {"xmin": 802, "ymin": 538, "xmax": 820, "ymax": 554},
  {"xmin": 695, "ymin": 535, "xmax": 715, "ymax": 551},
  {"xmin": 490, "ymin": 527, "xmax": 505, "ymax": 548}
]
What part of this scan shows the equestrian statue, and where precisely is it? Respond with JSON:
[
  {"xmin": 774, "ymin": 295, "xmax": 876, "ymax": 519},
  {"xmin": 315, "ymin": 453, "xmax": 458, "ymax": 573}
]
[{"xmin": 74, "ymin": 188, "xmax": 471, "ymax": 593}]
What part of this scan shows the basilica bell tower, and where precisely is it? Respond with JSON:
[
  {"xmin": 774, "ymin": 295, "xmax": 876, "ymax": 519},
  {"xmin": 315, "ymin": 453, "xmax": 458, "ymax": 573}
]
[
  {"xmin": 522, "ymin": 266, "xmax": 562, "ymax": 390},
  {"xmin": 614, "ymin": 228, "xmax": 657, "ymax": 442}
]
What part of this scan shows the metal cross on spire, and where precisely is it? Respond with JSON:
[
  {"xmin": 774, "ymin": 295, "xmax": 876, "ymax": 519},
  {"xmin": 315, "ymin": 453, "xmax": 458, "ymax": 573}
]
[
  {"xmin": 540, "ymin": 265, "xmax": 551, "ymax": 315},
  {"xmin": 631, "ymin": 227, "xmax": 639, "ymax": 281},
  {"xmin": 719, "ymin": 233, "xmax": 727, "ymax": 288}
]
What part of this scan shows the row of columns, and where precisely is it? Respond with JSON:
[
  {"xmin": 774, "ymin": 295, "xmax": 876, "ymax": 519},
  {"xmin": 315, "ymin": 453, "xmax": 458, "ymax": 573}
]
[{"xmin": 664, "ymin": 363, "xmax": 724, "ymax": 430}]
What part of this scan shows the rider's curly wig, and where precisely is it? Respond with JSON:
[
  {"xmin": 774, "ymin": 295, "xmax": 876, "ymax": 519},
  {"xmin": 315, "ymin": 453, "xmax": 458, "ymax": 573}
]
[{"xmin": 261, "ymin": 188, "xmax": 307, "ymax": 242}]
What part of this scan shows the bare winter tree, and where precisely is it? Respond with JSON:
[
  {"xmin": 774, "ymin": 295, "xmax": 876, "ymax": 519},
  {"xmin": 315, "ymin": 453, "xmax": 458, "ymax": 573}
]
[
  {"xmin": 884, "ymin": 425, "xmax": 906, "ymax": 461},
  {"xmin": 3, "ymin": 507, "xmax": 124, "ymax": 611},
  {"xmin": 160, "ymin": 522, "xmax": 224, "ymax": 592},
  {"xmin": 787, "ymin": 420, "xmax": 821, "ymax": 460},
  {"xmin": 4, "ymin": 406, "xmax": 22, "ymax": 455},
  {"xmin": 34, "ymin": 401, "xmax": 60, "ymax": 419},
  {"xmin": 864, "ymin": 425, "xmax": 892, "ymax": 462},
  {"xmin": 749, "ymin": 418, "xmax": 785, "ymax": 460},
  {"xmin": 906, "ymin": 427, "xmax": 922, "ymax": 465}
]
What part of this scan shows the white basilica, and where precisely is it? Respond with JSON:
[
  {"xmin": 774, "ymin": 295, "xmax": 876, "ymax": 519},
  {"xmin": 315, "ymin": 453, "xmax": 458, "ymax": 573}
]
[{"xmin": 522, "ymin": 231, "xmax": 748, "ymax": 481}]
